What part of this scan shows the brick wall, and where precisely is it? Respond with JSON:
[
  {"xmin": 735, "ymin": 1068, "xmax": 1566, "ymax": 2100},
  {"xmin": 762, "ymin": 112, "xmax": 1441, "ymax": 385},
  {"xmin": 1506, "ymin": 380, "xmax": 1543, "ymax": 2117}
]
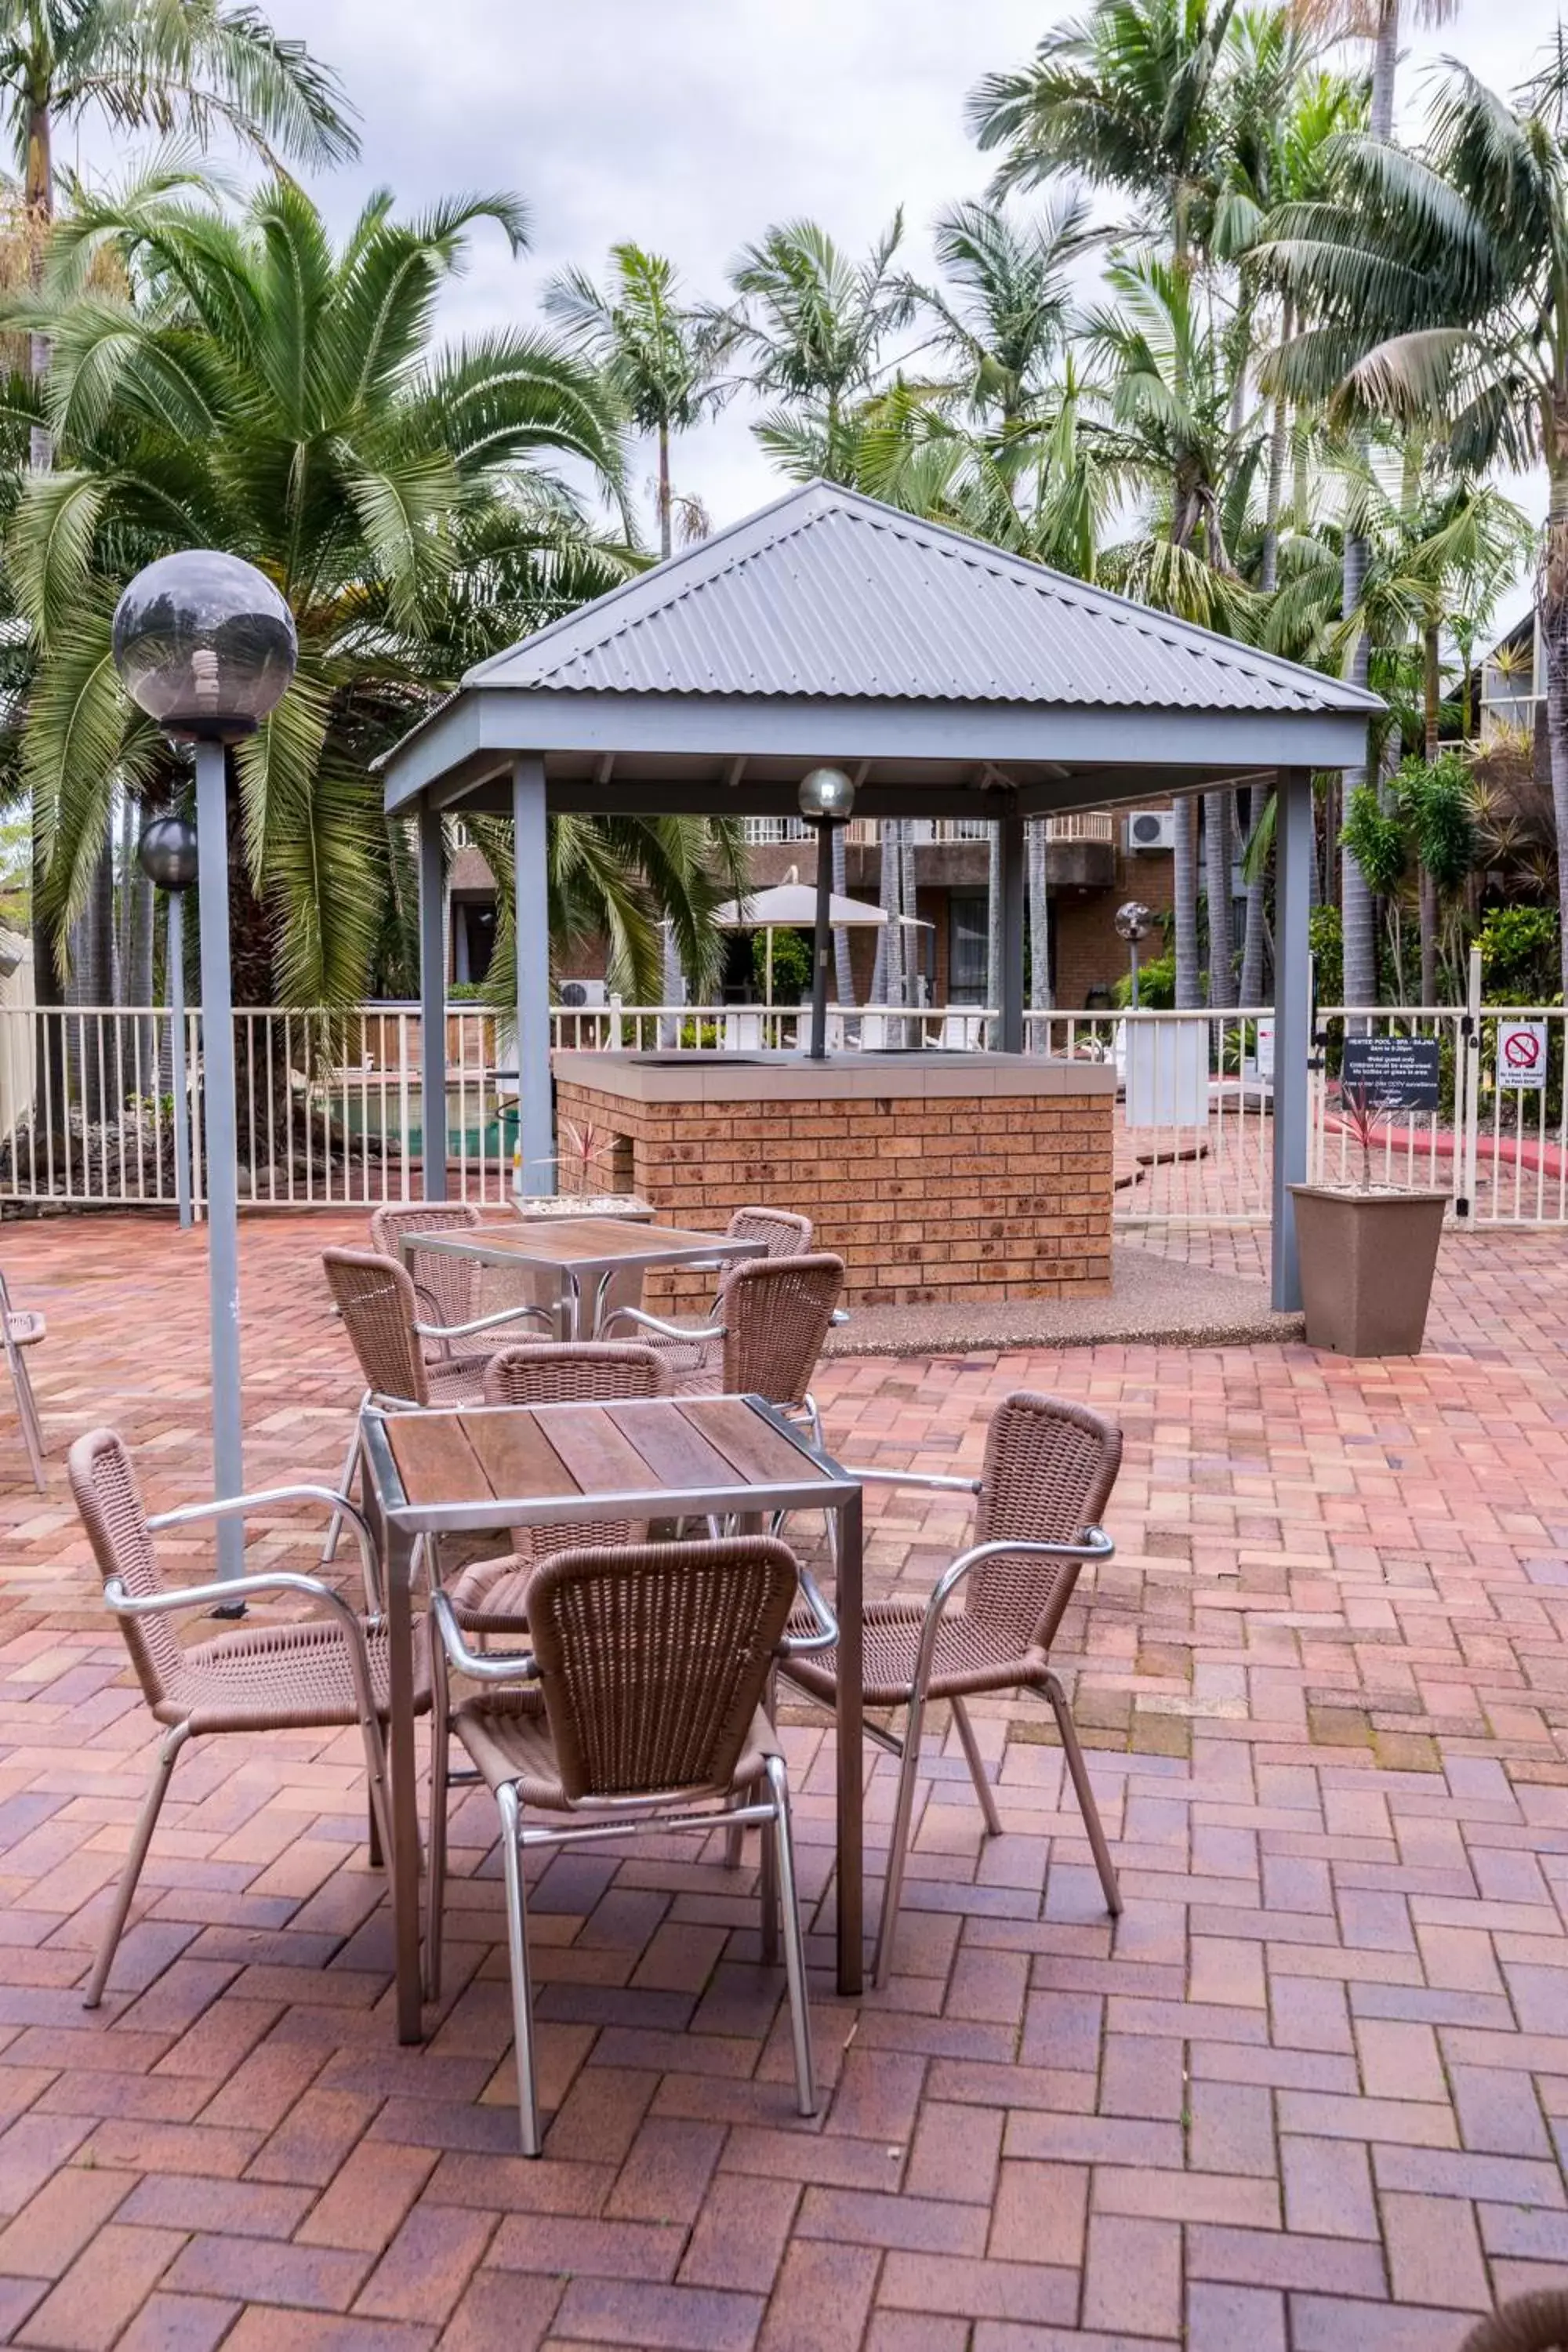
[{"xmin": 555, "ymin": 1076, "xmax": 1114, "ymax": 1309}]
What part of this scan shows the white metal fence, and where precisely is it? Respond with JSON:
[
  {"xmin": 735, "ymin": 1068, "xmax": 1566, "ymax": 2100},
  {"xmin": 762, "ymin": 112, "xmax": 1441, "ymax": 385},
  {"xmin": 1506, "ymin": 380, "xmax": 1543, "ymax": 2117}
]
[{"xmin": 5, "ymin": 976, "xmax": 1564, "ymax": 1227}]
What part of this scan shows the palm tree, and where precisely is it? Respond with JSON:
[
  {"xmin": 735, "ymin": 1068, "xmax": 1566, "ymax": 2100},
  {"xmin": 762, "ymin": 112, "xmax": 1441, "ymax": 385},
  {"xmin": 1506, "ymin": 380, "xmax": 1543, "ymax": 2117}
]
[
  {"xmin": 545, "ymin": 244, "xmax": 720, "ymax": 561},
  {"xmin": 1261, "ymin": 57, "xmax": 1568, "ymax": 992},
  {"xmin": 717, "ymin": 216, "xmax": 916, "ymax": 486},
  {"xmin": 3, "ymin": 175, "xmax": 733, "ymax": 1010}
]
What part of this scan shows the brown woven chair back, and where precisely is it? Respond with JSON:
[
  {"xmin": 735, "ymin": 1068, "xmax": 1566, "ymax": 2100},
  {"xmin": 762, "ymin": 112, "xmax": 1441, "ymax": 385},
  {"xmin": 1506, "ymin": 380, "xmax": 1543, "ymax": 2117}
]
[
  {"xmin": 718, "ymin": 1252, "xmax": 844, "ymax": 1407},
  {"xmin": 322, "ymin": 1248, "xmax": 428, "ymax": 1405},
  {"xmin": 68, "ymin": 1428, "xmax": 183, "ymax": 1711},
  {"xmin": 368, "ymin": 1203, "xmax": 481, "ymax": 1335},
  {"xmin": 527, "ymin": 1537, "xmax": 800, "ymax": 1801},
  {"xmin": 1461, "ymin": 2295, "xmax": 1568, "ymax": 2351},
  {"xmin": 967, "ymin": 1392, "xmax": 1123, "ymax": 1656},
  {"xmin": 481, "ymin": 1342, "xmax": 672, "ymax": 1406},
  {"xmin": 727, "ymin": 1206, "xmax": 814, "ymax": 1258},
  {"xmin": 482, "ymin": 1343, "xmax": 673, "ymax": 1558}
]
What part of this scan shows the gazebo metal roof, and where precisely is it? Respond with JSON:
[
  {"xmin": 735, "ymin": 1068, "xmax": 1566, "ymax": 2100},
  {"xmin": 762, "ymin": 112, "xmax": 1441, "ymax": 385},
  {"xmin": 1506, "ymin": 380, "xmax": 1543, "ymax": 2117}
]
[{"xmin": 379, "ymin": 481, "xmax": 1379, "ymax": 822}]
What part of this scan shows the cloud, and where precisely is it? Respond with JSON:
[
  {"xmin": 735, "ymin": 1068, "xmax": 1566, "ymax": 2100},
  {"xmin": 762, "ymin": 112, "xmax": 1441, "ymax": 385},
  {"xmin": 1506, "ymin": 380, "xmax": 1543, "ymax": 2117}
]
[{"xmin": 161, "ymin": 0, "xmax": 1568, "ymax": 533}]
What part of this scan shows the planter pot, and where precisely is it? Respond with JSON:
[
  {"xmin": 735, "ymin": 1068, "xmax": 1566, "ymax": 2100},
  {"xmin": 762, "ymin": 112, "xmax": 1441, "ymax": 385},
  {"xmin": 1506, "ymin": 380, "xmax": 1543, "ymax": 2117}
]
[
  {"xmin": 1287, "ymin": 1184, "xmax": 1448, "ymax": 1356},
  {"xmin": 512, "ymin": 1193, "xmax": 653, "ymax": 1222}
]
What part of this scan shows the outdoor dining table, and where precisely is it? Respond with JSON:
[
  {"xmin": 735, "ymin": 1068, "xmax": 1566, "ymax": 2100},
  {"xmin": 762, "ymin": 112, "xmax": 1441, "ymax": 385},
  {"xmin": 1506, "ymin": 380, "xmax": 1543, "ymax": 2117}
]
[
  {"xmin": 396, "ymin": 1215, "xmax": 763, "ymax": 1341},
  {"xmin": 358, "ymin": 1390, "xmax": 866, "ymax": 2040}
]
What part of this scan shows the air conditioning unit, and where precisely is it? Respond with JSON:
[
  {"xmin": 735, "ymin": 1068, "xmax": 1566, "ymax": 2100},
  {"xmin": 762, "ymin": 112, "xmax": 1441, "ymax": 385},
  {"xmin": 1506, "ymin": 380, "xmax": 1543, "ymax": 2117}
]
[
  {"xmin": 1125, "ymin": 809, "xmax": 1177, "ymax": 853},
  {"xmin": 557, "ymin": 978, "xmax": 608, "ymax": 1008}
]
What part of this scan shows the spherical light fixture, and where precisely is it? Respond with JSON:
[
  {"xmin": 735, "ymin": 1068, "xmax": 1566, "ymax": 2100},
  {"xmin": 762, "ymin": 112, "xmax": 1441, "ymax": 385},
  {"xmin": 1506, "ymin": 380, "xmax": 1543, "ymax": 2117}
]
[
  {"xmin": 137, "ymin": 813, "xmax": 198, "ymax": 894},
  {"xmin": 112, "ymin": 550, "xmax": 297, "ymax": 742},
  {"xmin": 1114, "ymin": 900, "xmax": 1155, "ymax": 943},
  {"xmin": 797, "ymin": 765, "xmax": 856, "ymax": 823}
]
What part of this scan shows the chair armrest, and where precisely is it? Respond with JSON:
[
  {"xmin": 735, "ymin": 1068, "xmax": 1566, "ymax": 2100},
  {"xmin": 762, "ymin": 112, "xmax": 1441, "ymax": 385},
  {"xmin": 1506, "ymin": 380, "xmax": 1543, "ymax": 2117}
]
[
  {"xmin": 777, "ymin": 1565, "xmax": 838, "ymax": 1658},
  {"xmin": 829, "ymin": 1308, "xmax": 851, "ymax": 1327},
  {"xmin": 147, "ymin": 1485, "xmax": 383, "ymax": 1617},
  {"xmin": 601, "ymin": 1305, "xmax": 725, "ymax": 1344},
  {"xmin": 414, "ymin": 1302, "xmax": 553, "ymax": 1342},
  {"xmin": 430, "ymin": 1588, "xmax": 541, "ymax": 1685},
  {"xmin": 907, "ymin": 1527, "xmax": 1114, "ymax": 1690},
  {"xmin": 844, "ymin": 1467, "xmax": 983, "ymax": 1494},
  {"xmin": 104, "ymin": 1569, "xmax": 383, "ymax": 1730}
]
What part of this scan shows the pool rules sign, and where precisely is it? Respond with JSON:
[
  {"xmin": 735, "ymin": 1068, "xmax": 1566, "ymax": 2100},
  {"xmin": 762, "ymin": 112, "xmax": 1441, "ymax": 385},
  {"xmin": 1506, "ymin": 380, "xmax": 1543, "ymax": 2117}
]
[{"xmin": 1498, "ymin": 1020, "xmax": 1548, "ymax": 1090}]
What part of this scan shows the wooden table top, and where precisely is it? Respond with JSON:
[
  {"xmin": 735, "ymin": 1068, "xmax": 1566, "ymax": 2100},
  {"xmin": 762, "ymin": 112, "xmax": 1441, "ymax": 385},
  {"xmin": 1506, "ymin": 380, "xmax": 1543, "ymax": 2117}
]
[
  {"xmin": 376, "ymin": 1394, "xmax": 838, "ymax": 1527},
  {"xmin": 401, "ymin": 1218, "xmax": 748, "ymax": 1268}
]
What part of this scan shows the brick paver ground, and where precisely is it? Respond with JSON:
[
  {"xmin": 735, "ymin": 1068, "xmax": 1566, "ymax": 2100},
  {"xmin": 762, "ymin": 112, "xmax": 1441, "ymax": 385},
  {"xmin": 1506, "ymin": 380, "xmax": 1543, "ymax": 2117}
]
[{"xmin": 1, "ymin": 1207, "xmax": 1566, "ymax": 2349}]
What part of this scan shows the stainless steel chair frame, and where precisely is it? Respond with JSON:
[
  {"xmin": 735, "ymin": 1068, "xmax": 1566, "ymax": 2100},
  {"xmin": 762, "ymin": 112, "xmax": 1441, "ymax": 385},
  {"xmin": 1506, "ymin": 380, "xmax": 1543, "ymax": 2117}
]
[
  {"xmin": 321, "ymin": 1296, "xmax": 550, "ymax": 1567},
  {"xmin": 426, "ymin": 1570, "xmax": 836, "ymax": 2154},
  {"xmin": 792, "ymin": 1463, "xmax": 1120, "ymax": 1989},
  {"xmin": 86, "ymin": 1486, "xmax": 391, "ymax": 2011},
  {"xmin": 0, "ymin": 1268, "xmax": 45, "ymax": 1490}
]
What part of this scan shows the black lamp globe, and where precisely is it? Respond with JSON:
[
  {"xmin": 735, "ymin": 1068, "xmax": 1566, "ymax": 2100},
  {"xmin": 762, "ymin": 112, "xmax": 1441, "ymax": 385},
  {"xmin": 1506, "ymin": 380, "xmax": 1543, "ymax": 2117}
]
[
  {"xmin": 137, "ymin": 813, "xmax": 198, "ymax": 893},
  {"xmin": 797, "ymin": 765, "xmax": 856, "ymax": 823},
  {"xmin": 112, "ymin": 550, "xmax": 296, "ymax": 742}
]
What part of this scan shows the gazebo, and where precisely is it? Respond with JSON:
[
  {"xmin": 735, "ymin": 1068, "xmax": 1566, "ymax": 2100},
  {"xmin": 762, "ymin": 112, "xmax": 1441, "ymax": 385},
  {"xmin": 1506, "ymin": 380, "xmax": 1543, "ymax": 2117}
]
[{"xmin": 379, "ymin": 481, "xmax": 1380, "ymax": 1310}]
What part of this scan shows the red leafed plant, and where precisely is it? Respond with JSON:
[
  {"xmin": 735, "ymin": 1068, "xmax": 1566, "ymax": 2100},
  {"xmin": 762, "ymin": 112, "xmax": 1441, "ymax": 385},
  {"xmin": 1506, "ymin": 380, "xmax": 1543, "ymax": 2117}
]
[{"xmin": 1335, "ymin": 1079, "xmax": 1392, "ymax": 1192}]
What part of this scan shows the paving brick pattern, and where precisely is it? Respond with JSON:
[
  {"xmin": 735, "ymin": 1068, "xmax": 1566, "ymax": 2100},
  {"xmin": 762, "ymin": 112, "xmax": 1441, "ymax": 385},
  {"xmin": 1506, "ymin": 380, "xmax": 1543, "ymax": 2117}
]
[{"xmin": 0, "ymin": 1208, "xmax": 1566, "ymax": 2347}]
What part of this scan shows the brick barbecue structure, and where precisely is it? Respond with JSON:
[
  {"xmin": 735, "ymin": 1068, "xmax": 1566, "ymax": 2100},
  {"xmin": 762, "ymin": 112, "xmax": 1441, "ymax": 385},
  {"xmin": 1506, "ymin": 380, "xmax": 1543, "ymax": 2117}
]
[{"xmin": 554, "ymin": 1050, "xmax": 1117, "ymax": 1309}]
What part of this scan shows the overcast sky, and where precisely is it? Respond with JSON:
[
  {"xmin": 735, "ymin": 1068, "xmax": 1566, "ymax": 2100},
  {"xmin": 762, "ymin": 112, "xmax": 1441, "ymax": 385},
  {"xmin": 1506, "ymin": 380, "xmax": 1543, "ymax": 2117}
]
[{"xmin": 162, "ymin": 0, "xmax": 1563, "ymax": 557}]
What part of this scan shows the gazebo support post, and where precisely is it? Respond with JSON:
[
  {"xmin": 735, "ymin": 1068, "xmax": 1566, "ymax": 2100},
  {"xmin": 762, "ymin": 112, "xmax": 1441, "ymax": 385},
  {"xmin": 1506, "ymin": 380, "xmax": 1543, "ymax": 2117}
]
[
  {"xmin": 999, "ymin": 803, "xmax": 1026, "ymax": 1053},
  {"xmin": 513, "ymin": 753, "xmax": 555, "ymax": 1196},
  {"xmin": 809, "ymin": 816, "xmax": 833, "ymax": 1059},
  {"xmin": 1271, "ymin": 765, "xmax": 1312, "ymax": 1312},
  {"xmin": 418, "ymin": 801, "xmax": 447, "ymax": 1204}
]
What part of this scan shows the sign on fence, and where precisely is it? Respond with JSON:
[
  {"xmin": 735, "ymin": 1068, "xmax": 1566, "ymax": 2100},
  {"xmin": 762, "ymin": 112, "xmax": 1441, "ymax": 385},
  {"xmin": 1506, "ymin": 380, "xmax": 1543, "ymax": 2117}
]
[
  {"xmin": 1497, "ymin": 1020, "xmax": 1548, "ymax": 1090},
  {"xmin": 1340, "ymin": 1033, "xmax": 1442, "ymax": 1112}
]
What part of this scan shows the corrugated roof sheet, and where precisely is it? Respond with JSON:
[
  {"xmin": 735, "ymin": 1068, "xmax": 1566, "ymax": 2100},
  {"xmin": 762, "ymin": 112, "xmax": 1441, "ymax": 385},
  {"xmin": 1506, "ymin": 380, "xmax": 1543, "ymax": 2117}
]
[{"xmin": 466, "ymin": 481, "xmax": 1380, "ymax": 717}]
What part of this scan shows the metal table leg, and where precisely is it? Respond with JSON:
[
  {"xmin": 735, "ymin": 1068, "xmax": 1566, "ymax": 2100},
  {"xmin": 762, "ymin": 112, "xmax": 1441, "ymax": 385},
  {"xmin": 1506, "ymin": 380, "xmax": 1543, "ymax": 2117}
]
[
  {"xmin": 383, "ymin": 1512, "xmax": 424, "ymax": 2042},
  {"xmin": 836, "ymin": 1485, "xmax": 864, "ymax": 1996}
]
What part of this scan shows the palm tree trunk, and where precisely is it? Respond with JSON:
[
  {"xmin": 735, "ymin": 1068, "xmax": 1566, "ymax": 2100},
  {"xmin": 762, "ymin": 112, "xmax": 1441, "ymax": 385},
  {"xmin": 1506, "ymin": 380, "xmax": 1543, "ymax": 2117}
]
[
  {"xmin": 1418, "ymin": 619, "xmax": 1440, "ymax": 1004},
  {"xmin": 1173, "ymin": 797, "xmax": 1201, "ymax": 1007},
  {"xmin": 1239, "ymin": 785, "xmax": 1271, "ymax": 1004},
  {"xmin": 1027, "ymin": 818, "xmax": 1051, "ymax": 1010},
  {"xmin": 985, "ymin": 822, "xmax": 1002, "ymax": 1033},
  {"xmin": 1259, "ymin": 300, "xmax": 1293, "ymax": 595},
  {"xmin": 657, "ymin": 420, "xmax": 672, "ymax": 561},
  {"xmin": 831, "ymin": 821, "xmax": 854, "ymax": 1005},
  {"xmin": 1341, "ymin": 530, "xmax": 1378, "ymax": 1007},
  {"xmin": 1370, "ymin": 0, "xmax": 1400, "ymax": 140},
  {"xmin": 872, "ymin": 820, "xmax": 902, "ymax": 1007},
  {"xmin": 1541, "ymin": 466, "xmax": 1568, "ymax": 1005},
  {"xmin": 1203, "ymin": 790, "xmax": 1235, "ymax": 1007}
]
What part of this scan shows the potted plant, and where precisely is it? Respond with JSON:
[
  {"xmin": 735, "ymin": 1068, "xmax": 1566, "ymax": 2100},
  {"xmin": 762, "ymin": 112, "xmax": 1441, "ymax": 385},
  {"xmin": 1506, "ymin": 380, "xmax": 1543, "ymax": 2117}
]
[
  {"xmin": 1288, "ymin": 1081, "xmax": 1449, "ymax": 1355},
  {"xmin": 514, "ymin": 1119, "xmax": 652, "ymax": 1221}
]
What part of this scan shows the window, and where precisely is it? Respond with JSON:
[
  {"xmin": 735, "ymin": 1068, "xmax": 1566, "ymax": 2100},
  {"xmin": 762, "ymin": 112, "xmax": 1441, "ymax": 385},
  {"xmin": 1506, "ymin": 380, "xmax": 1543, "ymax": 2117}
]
[{"xmin": 947, "ymin": 892, "xmax": 989, "ymax": 1004}]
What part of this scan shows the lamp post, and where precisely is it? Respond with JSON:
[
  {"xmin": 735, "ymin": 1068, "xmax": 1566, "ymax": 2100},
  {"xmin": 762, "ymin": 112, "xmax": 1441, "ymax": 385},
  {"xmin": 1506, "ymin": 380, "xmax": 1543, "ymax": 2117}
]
[
  {"xmin": 1114, "ymin": 900, "xmax": 1156, "ymax": 1009},
  {"xmin": 138, "ymin": 815, "xmax": 198, "ymax": 1230},
  {"xmin": 113, "ymin": 552, "xmax": 298, "ymax": 1587},
  {"xmin": 797, "ymin": 765, "xmax": 856, "ymax": 1060}
]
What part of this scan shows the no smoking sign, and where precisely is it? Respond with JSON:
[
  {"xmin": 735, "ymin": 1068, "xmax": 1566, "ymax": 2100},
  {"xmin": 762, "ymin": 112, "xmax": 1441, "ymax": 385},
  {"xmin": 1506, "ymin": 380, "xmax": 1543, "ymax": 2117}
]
[{"xmin": 1498, "ymin": 1020, "xmax": 1548, "ymax": 1089}]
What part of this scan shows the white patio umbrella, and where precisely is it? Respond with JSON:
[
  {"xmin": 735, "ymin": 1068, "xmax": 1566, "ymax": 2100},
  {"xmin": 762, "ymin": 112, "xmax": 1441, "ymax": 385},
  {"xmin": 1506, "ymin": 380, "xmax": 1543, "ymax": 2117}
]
[{"xmin": 712, "ymin": 881, "xmax": 887, "ymax": 1007}]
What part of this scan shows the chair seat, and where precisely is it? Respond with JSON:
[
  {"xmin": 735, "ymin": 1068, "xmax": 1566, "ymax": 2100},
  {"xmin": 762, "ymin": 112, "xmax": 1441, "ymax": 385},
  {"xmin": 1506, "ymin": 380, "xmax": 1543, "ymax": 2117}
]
[
  {"xmin": 445, "ymin": 1515, "xmax": 652, "ymax": 1635},
  {"xmin": 156, "ymin": 1613, "xmax": 433, "ymax": 1736},
  {"xmin": 785, "ymin": 1595, "xmax": 1044, "ymax": 1708},
  {"xmin": 423, "ymin": 1353, "xmax": 491, "ymax": 1406},
  {"xmin": 641, "ymin": 1332, "xmax": 720, "ymax": 1394},
  {"xmin": 5, "ymin": 1308, "xmax": 43, "ymax": 1347},
  {"xmin": 452, "ymin": 1687, "xmax": 778, "ymax": 1813}
]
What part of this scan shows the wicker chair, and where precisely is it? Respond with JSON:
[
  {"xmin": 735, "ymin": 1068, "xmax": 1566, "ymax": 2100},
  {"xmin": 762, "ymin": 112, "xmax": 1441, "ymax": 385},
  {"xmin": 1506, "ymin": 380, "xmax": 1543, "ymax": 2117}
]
[
  {"xmin": 605, "ymin": 1250, "xmax": 844, "ymax": 1424},
  {"xmin": 601, "ymin": 1205, "xmax": 815, "ymax": 1381},
  {"xmin": 67, "ymin": 1427, "xmax": 426, "ymax": 2009},
  {"xmin": 321, "ymin": 1247, "xmax": 550, "ymax": 1565},
  {"xmin": 1461, "ymin": 2300, "xmax": 1568, "ymax": 2350},
  {"xmin": 423, "ymin": 1338, "xmax": 673, "ymax": 1998},
  {"xmin": 784, "ymin": 1391, "xmax": 1123, "ymax": 1987},
  {"xmin": 1, "ymin": 1267, "xmax": 46, "ymax": 1490},
  {"xmin": 428, "ymin": 1535, "xmax": 836, "ymax": 2153},
  {"xmin": 368, "ymin": 1203, "xmax": 550, "ymax": 1369}
]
